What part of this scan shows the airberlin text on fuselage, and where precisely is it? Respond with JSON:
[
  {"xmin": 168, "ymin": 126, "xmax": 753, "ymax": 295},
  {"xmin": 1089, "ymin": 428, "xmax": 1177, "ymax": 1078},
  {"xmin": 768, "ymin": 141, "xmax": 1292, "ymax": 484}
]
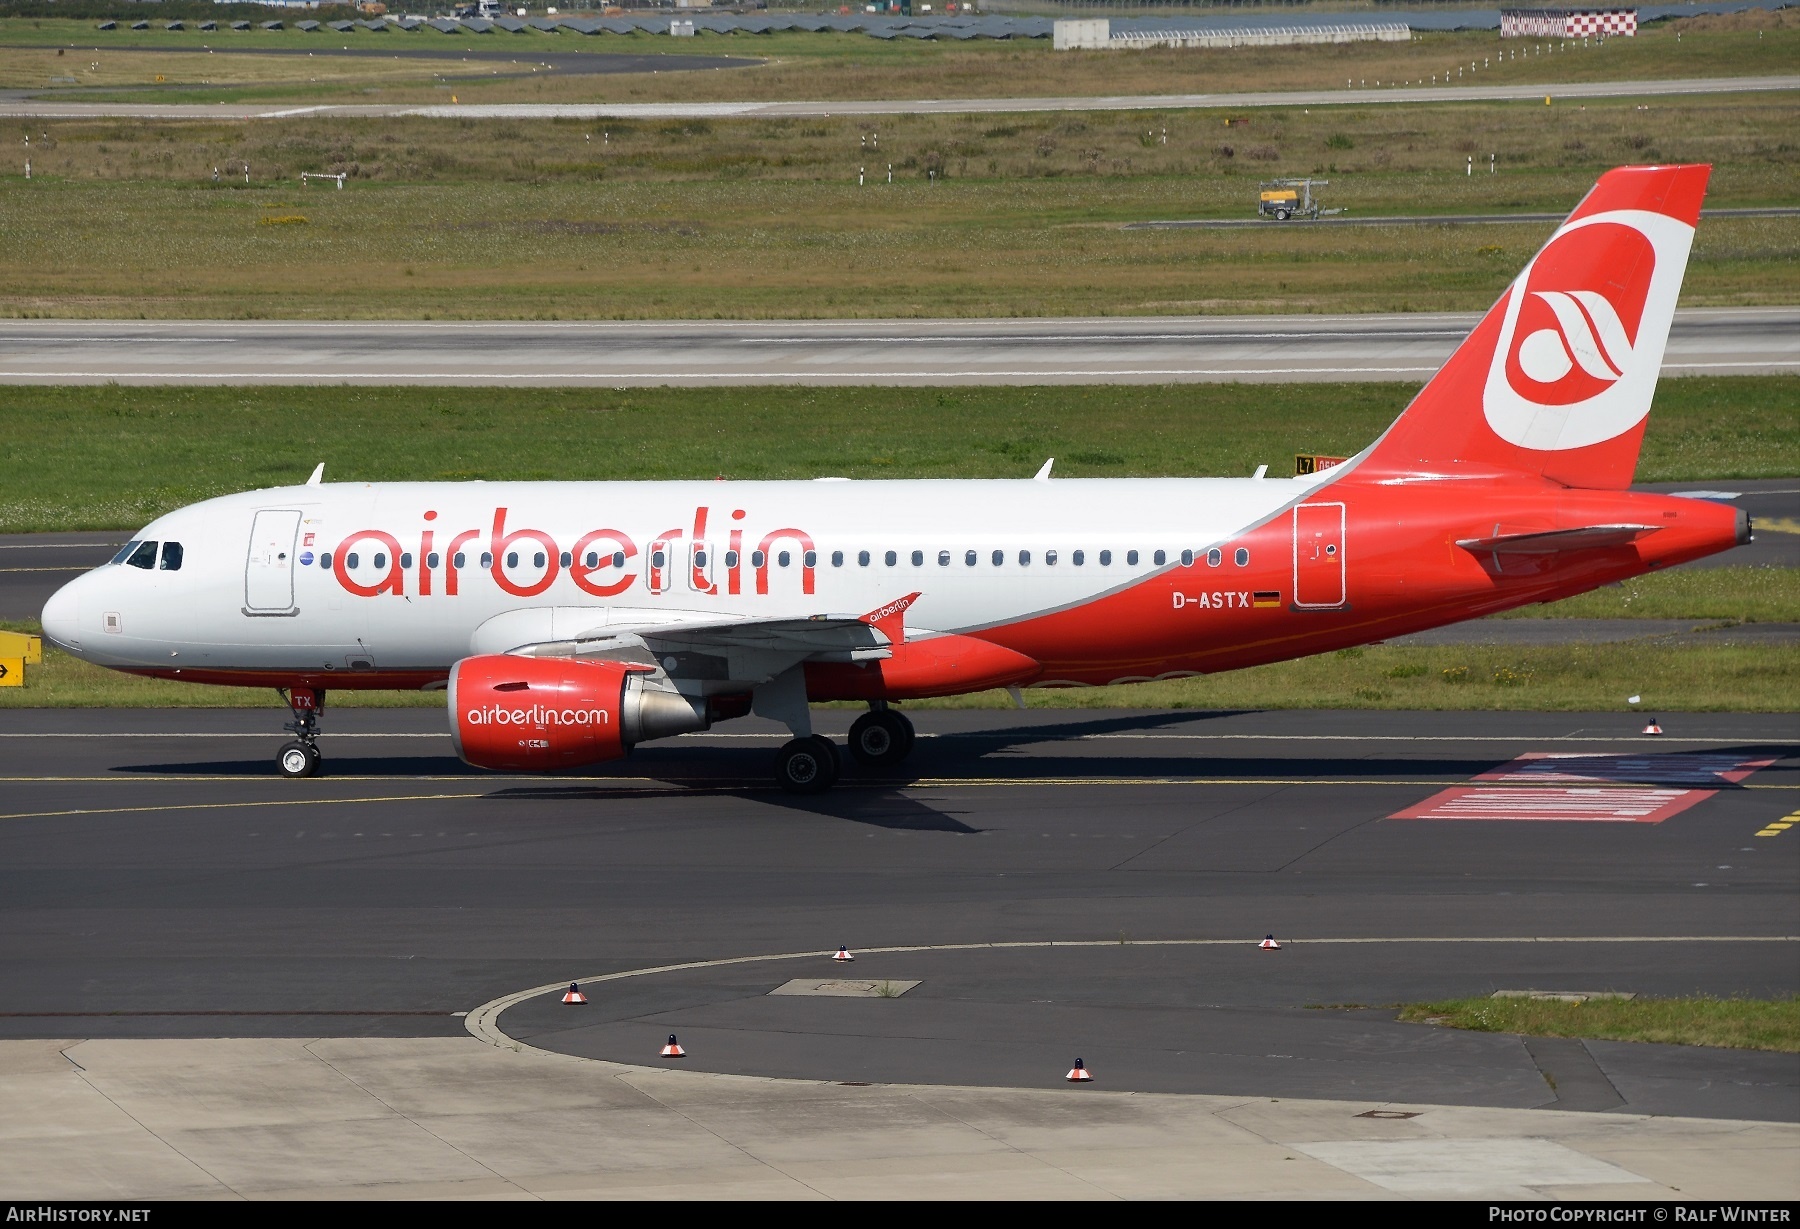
[{"xmin": 328, "ymin": 506, "xmax": 816, "ymax": 601}]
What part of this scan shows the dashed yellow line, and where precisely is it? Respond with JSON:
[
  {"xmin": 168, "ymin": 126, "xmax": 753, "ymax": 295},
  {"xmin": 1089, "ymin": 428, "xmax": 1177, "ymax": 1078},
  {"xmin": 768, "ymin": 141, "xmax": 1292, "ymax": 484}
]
[{"xmin": 1755, "ymin": 810, "xmax": 1800, "ymax": 837}]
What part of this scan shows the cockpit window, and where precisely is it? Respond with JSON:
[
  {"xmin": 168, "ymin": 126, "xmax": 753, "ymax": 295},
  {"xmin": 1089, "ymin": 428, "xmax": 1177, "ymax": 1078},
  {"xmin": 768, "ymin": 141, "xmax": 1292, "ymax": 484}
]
[
  {"xmin": 159, "ymin": 542, "xmax": 183, "ymax": 572},
  {"xmin": 125, "ymin": 541, "xmax": 158, "ymax": 570},
  {"xmin": 111, "ymin": 541, "xmax": 141, "ymax": 565}
]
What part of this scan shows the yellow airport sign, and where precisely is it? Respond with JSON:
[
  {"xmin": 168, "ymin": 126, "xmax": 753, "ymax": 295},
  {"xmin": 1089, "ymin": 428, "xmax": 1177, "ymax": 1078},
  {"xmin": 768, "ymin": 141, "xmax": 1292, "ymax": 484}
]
[
  {"xmin": 0, "ymin": 630, "xmax": 39, "ymax": 664},
  {"xmin": 0, "ymin": 657, "xmax": 22, "ymax": 687}
]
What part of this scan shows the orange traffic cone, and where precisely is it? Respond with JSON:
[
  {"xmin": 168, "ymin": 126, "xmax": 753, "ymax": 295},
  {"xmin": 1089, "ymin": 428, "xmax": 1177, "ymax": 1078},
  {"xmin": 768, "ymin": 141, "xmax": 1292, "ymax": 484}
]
[
  {"xmin": 562, "ymin": 982, "xmax": 588, "ymax": 1005},
  {"xmin": 1066, "ymin": 1058, "xmax": 1093, "ymax": 1083},
  {"xmin": 832, "ymin": 945, "xmax": 854, "ymax": 962},
  {"xmin": 660, "ymin": 1034, "xmax": 686, "ymax": 1058},
  {"xmin": 1259, "ymin": 935, "xmax": 1281, "ymax": 950},
  {"xmin": 1642, "ymin": 718, "xmax": 1663, "ymax": 736}
]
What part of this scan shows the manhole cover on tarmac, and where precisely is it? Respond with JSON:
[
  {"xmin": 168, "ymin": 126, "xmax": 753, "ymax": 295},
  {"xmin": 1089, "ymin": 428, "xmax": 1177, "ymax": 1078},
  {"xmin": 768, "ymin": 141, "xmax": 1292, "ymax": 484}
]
[{"xmin": 768, "ymin": 978, "xmax": 921, "ymax": 998}]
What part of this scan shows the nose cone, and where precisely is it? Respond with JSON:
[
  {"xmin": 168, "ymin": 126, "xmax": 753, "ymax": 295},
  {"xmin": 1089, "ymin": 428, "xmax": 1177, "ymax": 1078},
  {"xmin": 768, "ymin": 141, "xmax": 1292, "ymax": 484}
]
[{"xmin": 40, "ymin": 577, "xmax": 85, "ymax": 654}]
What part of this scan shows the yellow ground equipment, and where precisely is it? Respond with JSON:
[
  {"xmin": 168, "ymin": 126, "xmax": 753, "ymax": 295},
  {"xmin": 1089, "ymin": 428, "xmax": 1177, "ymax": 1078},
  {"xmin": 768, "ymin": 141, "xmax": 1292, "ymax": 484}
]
[{"xmin": 0, "ymin": 629, "xmax": 42, "ymax": 687}]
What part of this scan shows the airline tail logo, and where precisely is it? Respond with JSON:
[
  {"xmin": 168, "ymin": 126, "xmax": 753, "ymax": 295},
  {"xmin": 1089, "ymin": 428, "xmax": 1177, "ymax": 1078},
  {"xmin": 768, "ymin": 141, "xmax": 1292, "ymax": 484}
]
[{"xmin": 1483, "ymin": 209, "xmax": 1693, "ymax": 452}]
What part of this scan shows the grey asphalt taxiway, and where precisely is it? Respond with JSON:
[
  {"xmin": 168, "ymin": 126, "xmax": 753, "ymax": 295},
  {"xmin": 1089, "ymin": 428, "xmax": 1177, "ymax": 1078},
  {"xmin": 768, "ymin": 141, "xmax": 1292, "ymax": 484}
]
[
  {"xmin": 0, "ymin": 307, "xmax": 1794, "ymax": 386},
  {"xmin": 2, "ymin": 705, "xmax": 1795, "ymax": 1121}
]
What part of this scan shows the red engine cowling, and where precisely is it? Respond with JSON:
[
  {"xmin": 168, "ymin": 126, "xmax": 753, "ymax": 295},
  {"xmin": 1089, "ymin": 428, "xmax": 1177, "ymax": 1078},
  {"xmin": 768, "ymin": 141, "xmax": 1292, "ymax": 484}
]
[{"xmin": 450, "ymin": 655, "xmax": 632, "ymax": 771}]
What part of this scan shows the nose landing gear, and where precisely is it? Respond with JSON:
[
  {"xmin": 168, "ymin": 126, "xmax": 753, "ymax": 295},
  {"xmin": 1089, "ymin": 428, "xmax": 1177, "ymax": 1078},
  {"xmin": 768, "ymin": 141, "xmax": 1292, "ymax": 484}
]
[{"xmin": 276, "ymin": 687, "xmax": 325, "ymax": 778}]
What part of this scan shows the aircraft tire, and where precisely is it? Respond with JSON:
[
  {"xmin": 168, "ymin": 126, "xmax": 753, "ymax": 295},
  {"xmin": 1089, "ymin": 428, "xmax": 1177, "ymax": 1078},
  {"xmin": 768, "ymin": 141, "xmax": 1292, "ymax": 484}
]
[
  {"xmin": 848, "ymin": 710, "xmax": 913, "ymax": 768},
  {"xmin": 277, "ymin": 741, "xmax": 320, "ymax": 779},
  {"xmin": 776, "ymin": 737, "xmax": 837, "ymax": 794}
]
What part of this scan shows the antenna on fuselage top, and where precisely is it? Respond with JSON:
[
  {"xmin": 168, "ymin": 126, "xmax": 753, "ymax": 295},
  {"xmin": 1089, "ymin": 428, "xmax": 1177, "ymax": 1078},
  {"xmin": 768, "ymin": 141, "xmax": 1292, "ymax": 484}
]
[{"xmin": 306, "ymin": 463, "xmax": 324, "ymax": 487}]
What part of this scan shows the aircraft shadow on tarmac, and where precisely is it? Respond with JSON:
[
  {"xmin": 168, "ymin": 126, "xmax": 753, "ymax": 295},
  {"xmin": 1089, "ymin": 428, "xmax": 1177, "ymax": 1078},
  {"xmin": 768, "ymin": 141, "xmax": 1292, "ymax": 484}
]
[{"xmin": 109, "ymin": 705, "xmax": 1794, "ymax": 835}]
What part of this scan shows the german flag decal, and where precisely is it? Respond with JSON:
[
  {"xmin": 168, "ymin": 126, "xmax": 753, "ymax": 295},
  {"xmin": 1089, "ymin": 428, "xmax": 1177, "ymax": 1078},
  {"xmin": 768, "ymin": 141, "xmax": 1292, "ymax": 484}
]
[{"xmin": 1253, "ymin": 591, "xmax": 1282, "ymax": 608}]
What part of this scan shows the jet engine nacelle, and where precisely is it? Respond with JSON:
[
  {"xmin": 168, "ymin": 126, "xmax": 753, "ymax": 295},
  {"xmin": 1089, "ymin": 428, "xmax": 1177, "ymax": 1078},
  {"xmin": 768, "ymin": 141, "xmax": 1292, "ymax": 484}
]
[{"xmin": 448, "ymin": 655, "xmax": 709, "ymax": 772}]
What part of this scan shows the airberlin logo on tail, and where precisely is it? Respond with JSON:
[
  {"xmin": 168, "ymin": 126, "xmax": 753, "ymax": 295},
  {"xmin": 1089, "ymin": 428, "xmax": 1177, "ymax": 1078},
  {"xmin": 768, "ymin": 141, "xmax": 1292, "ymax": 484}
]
[{"xmin": 1483, "ymin": 209, "xmax": 1694, "ymax": 452}]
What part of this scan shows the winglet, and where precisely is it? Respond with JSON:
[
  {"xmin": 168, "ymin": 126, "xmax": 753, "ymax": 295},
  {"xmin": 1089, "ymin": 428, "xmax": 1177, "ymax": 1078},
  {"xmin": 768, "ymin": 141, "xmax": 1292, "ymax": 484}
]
[
  {"xmin": 306, "ymin": 462, "xmax": 325, "ymax": 487},
  {"xmin": 1035, "ymin": 458, "xmax": 1054, "ymax": 481},
  {"xmin": 861, "ymin": 591, "xmax": 920, "ymax": 645}
]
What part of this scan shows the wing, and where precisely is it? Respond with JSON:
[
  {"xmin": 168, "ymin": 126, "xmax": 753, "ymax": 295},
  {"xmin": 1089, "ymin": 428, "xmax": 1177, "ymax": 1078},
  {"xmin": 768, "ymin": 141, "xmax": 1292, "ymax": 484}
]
[{"xmin": 473, "ymin": 595, "xmax": 923, "ymax": 686}]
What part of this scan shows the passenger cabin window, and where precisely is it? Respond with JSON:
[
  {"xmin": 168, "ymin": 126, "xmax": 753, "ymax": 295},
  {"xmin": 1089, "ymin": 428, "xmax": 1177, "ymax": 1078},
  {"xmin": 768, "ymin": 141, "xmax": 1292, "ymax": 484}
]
[
  {"xmin": 533, "ymin": 552, "xmax": 546, "ymax": 569},
  {"xmin": 374, "ymin": 553, "xmax": 387, "ymax": 569},
  {"xmin": 1235, "ymin": 547, "xmax": 1250, "ymax": 566},
  {"xmin": 1180, "ymin": 549, "xmax": 1193, "ymax": 567},
  {"xmin": 939, "ymin": 551, "xmax": 951, "ymax": 566},
  {"xmin": 1207, "ymin": 548, "xmax": 1222, "ymax": 567},
  {"xmin": 804, "ymin": 550, "xmax": 818, "ymax": 568},
  {"xmin": 159, "ymin": 542, "xmax": 184, "ymax": 571},
  {"xmin": 912, "ymin": 550, "xmax": 924, "ymax": 567},
  {"xmin": 428, "ymin": 552, "xmax": 441, "ymax": 569},
  {"xmin": 1019, "ymin": 550, "xmax": 1031, "ymax": 566},
  {"xmin": 1099, "ymin": 550, "xmax": 1111, "ymax": 566},
  {"xmin": 965, "ymin": 550, "xmax": 977, "ymax": 567},
  {"xmin": 991, "ymin": 550, "xmax": 1004, "ymax": 567},
  {"xmin": 726, "ymin": 551, "xmax": 740, "ymax": 569},
  {"xmin": 346, "ymin": 552, "xmax": 360, "ymax": 569},
  {"xmin": 481, "ymin": 552, "xmax": 493, "ymax": 568},
  {"xmin": 454, "ymin": 552, "xmax": 467, "ymax": 568},
  {"xmin": 778, "ymin": 551, "xmax": 791, "ymax": 568},
  {"xmin": 885, "ymin": 550, "xmax": 897, "ymax": 567},
  {"xmin": 831, "ymin": 551, "xmax": 844, "ymax": 567},
  {"xmin": 125, "ymin": 541, "xmax": 158, "ymax": 570},
  {"xmin": 401, "ymin": 552, "xmax": 413, "ymax": 569},
  {"xmin": 859, "ymin": 550, "xmax": 871, "ymax": 567},
  {"xmin": 1127, "ymin": 550, "xmax": 1140, "ymax": 566},
  {"xmin": 561, "ymin": 552, "xmax": 573, "ymax": 568},
  {"xmin": 320, "ymin": 552, "xmax": 333, "ymax": 569},
  {"xmin": 751, "ymin": 551, "xmax": 766, "ymax": 568},
  {"xmin": 1073, "ymin": 549, "xmax": 1084, "ymax": 566},
  {"xmin": 1154, "ymin": 550, "xmax": 1167, "ymax": 566}
]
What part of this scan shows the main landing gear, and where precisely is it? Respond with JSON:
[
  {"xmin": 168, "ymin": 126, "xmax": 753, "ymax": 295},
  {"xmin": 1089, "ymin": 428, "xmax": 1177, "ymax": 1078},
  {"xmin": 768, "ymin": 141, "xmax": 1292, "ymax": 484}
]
[
  {"xmin": 276, "ymin": 687, "xmax": 324, "ymax": 779},
  {"xmin": 775, "ymin": 705, "xmax": 916, "ymax": 795}
]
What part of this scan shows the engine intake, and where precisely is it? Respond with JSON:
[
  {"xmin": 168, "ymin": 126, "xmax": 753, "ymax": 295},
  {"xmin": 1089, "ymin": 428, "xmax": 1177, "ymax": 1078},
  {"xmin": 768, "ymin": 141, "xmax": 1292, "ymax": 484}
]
[{"xmin": 448, "ymin": 655, "xmax": 709, "ymax": 772}]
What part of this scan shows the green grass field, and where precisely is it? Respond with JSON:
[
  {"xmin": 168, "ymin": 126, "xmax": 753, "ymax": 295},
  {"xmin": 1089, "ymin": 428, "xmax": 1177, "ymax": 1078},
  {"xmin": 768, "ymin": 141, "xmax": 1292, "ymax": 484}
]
[
  {"xmin": 2, "ymin": 92, "xmax": 1794, "ymax": 319},
  {"xmin": 1, "ymin": 378, "xmax": 1793, "ymax": 533},
  {"xmin": 3, "ymin": 632, "xmax": 1794, "ymax": 711},
  {"xmin": 1396, "ymin": 996, "xmax": 1800, "ymax": 1053}
]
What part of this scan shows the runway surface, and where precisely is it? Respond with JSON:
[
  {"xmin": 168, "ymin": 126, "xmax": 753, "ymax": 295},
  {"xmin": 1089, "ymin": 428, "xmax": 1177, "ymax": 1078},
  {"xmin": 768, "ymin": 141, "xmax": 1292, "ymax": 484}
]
[
  {"xmin": 2, "ymin": 307, "xmax": 1795, "ymax": 386},
  {"xmin": 1, "ymin": 482, "xmax": 1791, "ymax": 624},
  {"xmin": 2, "ymin": 706, "xmax": 1794, "ymax": 1118},
  {"xmin": 3, "ymin": 73, "xmax": 1794, "ymax": 120}
]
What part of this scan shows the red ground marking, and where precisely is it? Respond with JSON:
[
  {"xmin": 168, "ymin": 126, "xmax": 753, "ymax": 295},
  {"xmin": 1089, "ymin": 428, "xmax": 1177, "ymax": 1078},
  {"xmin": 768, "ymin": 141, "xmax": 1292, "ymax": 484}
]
[{"xmin": 1390, "ymin": 786, "xmax": 1713, "ymax": 823}]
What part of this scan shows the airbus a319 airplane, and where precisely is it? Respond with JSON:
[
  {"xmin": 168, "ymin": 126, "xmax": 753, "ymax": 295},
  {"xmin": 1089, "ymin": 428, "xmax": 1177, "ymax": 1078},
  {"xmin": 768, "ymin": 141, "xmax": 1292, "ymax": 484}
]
[{"xmin": 41, "ymin": 164, "xmax": 1750, "ymax": 792}]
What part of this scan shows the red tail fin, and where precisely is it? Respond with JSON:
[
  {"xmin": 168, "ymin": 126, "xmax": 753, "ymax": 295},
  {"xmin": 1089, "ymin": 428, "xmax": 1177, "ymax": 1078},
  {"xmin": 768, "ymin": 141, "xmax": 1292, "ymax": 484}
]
[{"xmin": 1353, "ymin": 164, "xmax": 1709, "ymax": 490}]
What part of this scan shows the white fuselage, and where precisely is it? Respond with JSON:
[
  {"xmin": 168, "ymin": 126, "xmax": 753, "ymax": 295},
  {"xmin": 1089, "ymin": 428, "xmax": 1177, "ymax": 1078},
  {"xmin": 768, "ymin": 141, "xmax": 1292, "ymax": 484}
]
[{"xmin": 43, "ymin": 475, "xmax": 1326, "ymax": 681}]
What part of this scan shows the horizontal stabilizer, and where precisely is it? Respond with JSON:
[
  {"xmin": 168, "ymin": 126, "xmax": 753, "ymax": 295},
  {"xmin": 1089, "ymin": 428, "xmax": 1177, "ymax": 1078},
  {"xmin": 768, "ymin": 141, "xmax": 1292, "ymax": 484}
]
[{"xmin": 1456, "ymin": 524, "xmax": 1661, "ymax": 555}]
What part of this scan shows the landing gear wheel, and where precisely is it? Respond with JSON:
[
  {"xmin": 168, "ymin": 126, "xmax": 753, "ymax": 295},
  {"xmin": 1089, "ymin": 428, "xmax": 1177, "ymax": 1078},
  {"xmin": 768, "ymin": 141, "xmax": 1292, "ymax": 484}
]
[
  {"xmin": 775, "ymin": 736, "xmax": 839, "ymax": 795},
  {"xmin": 277, "ymin": 740, "xmax": 321, "ymax": 779},
  {"xmin": 847, "ymin": 709, "xmax": 915, "ymax": 768}
]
